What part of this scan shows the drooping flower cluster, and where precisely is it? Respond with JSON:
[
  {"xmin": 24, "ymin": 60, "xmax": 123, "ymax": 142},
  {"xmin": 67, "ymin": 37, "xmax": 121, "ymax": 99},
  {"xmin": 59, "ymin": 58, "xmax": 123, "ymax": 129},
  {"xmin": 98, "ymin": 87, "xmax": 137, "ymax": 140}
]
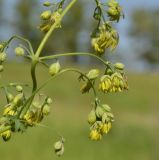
[
  {"xmin": 99, "ymin": 62, "xmax": 128, "ymax": 93},
  {"xmin": 91, "ymin": 0, "xmax": 124, "ymax": 55},
  {"xmin": 23, "ymin": 97, "xmax": 52, "ymax": 126},
  {"xmin": 91, "ymin": 23, "xmax": 119, "ymax": 55},
  {"xmin": 88, "ymin": 102, "xmax": 114, "ymax": 141},
  {"xmin": 0, "ymin": 84, "xmax": 52, "ymax": 141}
]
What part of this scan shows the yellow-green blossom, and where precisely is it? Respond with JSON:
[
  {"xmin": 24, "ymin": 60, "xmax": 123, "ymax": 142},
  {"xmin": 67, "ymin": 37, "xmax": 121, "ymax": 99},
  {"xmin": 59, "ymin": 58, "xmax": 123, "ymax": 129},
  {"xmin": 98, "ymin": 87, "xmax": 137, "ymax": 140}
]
[
  {"xmin": 1, "ymin": 130, "xmax": 11, "ymax": 141},
  {"xmin": 107, "ymin": 0, "xmax": 124, "ymax": 22},
  {"xmin": 89, "ymin": 129, "xmax": 102, "ymax": 141},
  {"xmin": 39, "ymin": 11, "xmax": 61, "ymax": 33},
  {"xmin": 99, "ymin": 72, "xmax": 128, "ymax": 93},
  {"xmin": 91, "ymin": 24, "xmax": 119, "ymax": 55}
]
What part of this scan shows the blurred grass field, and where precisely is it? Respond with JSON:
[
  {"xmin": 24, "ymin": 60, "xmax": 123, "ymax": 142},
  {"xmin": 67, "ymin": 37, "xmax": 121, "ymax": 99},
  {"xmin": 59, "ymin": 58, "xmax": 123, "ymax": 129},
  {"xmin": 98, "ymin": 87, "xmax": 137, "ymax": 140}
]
[{"xmin": 0, "ymin": 62, "xmax": 159, "ymax": 160}]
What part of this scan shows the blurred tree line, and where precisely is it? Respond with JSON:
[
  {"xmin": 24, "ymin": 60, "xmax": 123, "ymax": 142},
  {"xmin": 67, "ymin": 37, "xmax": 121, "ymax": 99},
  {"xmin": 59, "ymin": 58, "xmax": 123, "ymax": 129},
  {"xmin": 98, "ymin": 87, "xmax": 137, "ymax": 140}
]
[
  {"xmin": 0, "ymin": 0, "xmax": 159, "ymax": 68},
  {"xmin": 130, "ymin": 9, "xmax": 159, "ymax": 67},
  {"xmin": 0, "ymin": 0, "xmax": 92, "ymax": 63}
]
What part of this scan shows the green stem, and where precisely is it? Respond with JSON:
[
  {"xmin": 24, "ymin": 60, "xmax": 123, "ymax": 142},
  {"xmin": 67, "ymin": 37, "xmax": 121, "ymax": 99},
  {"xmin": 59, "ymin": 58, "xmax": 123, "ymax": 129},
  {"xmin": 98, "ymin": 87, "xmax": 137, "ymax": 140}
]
[
  {"xmin": 35, "ymin": 0, "xmax": 77, "ymax": 58},
  {"xmin": 40, "ymin": 52, "xmax": 111, "ymax": 67},
  {"xmin": 95, "ymin": 0, "xmax": 106, "ymax": 23},
  {"xmin": 30, "ymin": 0, "xmax": 76, "ymax": 97},
  {"xmin": 31, "ymin": 60, "xmax": 38, "ymax": 92},
  {"xmin": 20, "ymin": 67, "xmax": 98, "ymax": 118},
  {"xmin": 37, "ymin": 68, "xmax": 98, "ymax": 98}
]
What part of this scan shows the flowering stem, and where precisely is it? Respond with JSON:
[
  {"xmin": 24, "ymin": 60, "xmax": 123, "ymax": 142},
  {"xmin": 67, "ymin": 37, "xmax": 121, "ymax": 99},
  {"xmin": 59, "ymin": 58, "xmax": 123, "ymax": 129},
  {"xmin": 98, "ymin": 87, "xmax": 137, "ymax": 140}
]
[
  {"xmin": 35, "ymin": 0, "xmax": 77, "ymax": 58},
  {"xmin": 30, "ymin": 0, "xmax": 77, "ymax": 93}
]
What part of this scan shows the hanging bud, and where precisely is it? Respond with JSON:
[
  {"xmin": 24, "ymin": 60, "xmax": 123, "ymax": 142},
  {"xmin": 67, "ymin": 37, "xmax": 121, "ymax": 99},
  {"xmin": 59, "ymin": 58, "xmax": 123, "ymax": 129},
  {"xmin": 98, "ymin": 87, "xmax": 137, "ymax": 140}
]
[
  {"xmin": 80, "ymin": 81, "xmax": 92, "ymax": 94},
  {"xmin": 54, "ymin": 138, "xmax": 65, "ymax": 157},
  {"xmin": 0, "ymin": 52, "xmax": 7, "ymax": 62},
  {"xmin": 0, "ymin": 65, "xmax": 4, "ymax": 72},
  {"xmin": 39, "ymin": 23, "xmax": 51, "ymax": 33},
  {"xmin": 102, "ymin": 104, "xmax": 111, "ymax": 112},
  {"xmin": 88, "ymin": 109, "xmax": 96, "ymax": 125},
  {"xmin": 102, "ymin": 113, "xmax": 109, "ymax": 123},
  {"xmin": 43, "ymin": 1, "xmax": 51, "ymax": 7},
  {"xmin": 95, "ymin": 106, "xmax": 104, "ymax": 118},
  {"xmin": 86, "ymin": 69, "xmax": 100, "ymax": 80},
  {"xmin": 114, "ymin": 62, "xmax": 125, "ymax": 70},
  {"xmin": 16, "ymin": 85, "xmax": 23, "ymax": 92},
  {"xmin": 46, "ymin": 97, "xmax": 52, "ymax": 104},
  {"xmin": 12, "ymin": 93, "xmax": 23, "ymax": 107},
  {"xmin": 14, "ymin": 47, "xmax": 25, "ymax": 56},
  {"xmin": 40, "ymin": 10, "xmax": 51, "ymax": 20},
  {"xmin": 42, "ymin": 104, "xmax": 50, "ymax": 116},
  {"xmin": 49, "ymin": 61, "xmax": 61, "ymax": 76}
]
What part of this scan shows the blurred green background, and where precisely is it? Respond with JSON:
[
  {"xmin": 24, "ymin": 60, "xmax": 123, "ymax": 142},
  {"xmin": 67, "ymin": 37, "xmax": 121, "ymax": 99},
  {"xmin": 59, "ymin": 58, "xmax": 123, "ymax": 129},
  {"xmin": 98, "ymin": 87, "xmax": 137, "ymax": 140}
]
[
  {"xmin": 0, "ymin": 0, "xmax": 159, "ymax": 160},
  {"xmin": 0, "ymin": 63, "xmax": 159, "ymax": 160}
]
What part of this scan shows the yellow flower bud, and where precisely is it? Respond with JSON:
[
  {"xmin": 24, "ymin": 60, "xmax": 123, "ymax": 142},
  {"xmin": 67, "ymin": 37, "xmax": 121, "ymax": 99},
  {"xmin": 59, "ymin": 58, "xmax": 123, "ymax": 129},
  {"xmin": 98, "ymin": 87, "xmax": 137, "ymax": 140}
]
[
  {"xmin": 114, "ymin": 62, "xmax": 125, "ymax": 70},
  {"xmin": 0, "ymin": 52, "xmax": 7, "ymax": 62},
  {"xmin": 86, "ymin": 69, "xmax": 100, "ymax": 80},
  {"xmin": 88, "ymin": 109, "xmax": 96, "ymax": 125},
  {"xmin": 40, "ymin": 10, "xmax": 51, "ymax": 20},
  {"xmin": 102, "ymin": 113, "xmax": 109, "ymax": 123},
  {"xmin": 24, "ymin": 111, "xmax": 36, "ymax": 126},
  {"xmin": 49, "ymin": 61, "xmax": 61, "ymax": 76},
  {"xmin": 55, "ymin": 146, "xmax": 64, "ymax": 157},
  {"xmin": 42, "ymin": 104, "xmax": 50, "ymax": 116},
  {"xmin": 89, "ymin": 130, "xmax": 102, "ymax": 141},
  {"xmin": 54, "ymin": 141, "xmax": 63, "ymax": 150},
  {"xmin": 107, "ymin": 122, "xmax": 112, "ymax": 131},
  {"xmin": 16, "ymin": 85, "xmax": 23, "ymax": 92},
  {"xmin": 96, "ymin": 106, "xmax": 104, "ymax": 118},
  {"xmin": 50, "ymin": 12, "xmax": 61, "ymax": 28},
  {"xmin": 14, "ymin": 47, "xmax": 25, "ymax": 56},
  {"xmin": 54, "ymin": 139, "xmax": 65, "ymax": 157},
  {"xmin": 43, "ymin": 1, "xmax": 51, "ymax": 7},
  {"xmin": 46, "ymin": 97, "xmax": 52, "ymax": 104},
  {"xmin": 102, "ymin": 104, "xmax": 111, "ymax": 112},
  {"xmin": 101, "ymin": 123, "xmax": 108, "ymax": 134},
  {"xmin": 12, "ymin": 93, "xmax": 23, "ymax": 107},
  {"xmin": 7, "ymin": 93, "xmax": 14, "ymax": 102},
  {"xmin": 39, "ymin": 23, "xmax": 51, "ymax": 33},
  {"xmin": 3, "ymin": 106, "xmax": 15, "ymax": 116}
]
